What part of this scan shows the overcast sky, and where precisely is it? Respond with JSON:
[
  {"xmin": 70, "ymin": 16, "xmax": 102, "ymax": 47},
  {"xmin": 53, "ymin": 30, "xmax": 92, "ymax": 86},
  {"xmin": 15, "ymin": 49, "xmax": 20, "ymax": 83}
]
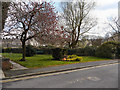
[
  {"xmin": 53, "ymin": 0, "xmax": 119, "ymax": 37},
  {"xmin": 4, "ymin": 0, "xmax": 119, "ymax": 38}
]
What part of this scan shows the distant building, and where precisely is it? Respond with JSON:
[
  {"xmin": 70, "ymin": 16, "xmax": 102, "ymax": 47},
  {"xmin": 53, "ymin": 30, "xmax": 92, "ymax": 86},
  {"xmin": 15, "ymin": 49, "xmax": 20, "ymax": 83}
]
[
  {"xmin": 2, "ymin": 37, "xmax": 22, "ymax": 48},
  {"xmin": 106, "ymin": 33, "xmax": 119, "ymax": 42},
  {"xmin": 2, "ymin": 37, "xmax": 40, "ymax": 48}
]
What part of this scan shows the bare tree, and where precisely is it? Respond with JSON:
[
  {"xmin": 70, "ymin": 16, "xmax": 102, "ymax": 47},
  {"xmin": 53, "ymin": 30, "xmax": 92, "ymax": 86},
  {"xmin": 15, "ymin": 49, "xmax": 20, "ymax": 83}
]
[
  {"xmin": 109, "ymin": 17, "xmax": 120, "ymax": 42},
  {"xmin": 61, "ymin": 0, "xmax": 97, "ymax": 48},
  {"xmin": 3, "ymin": 1, "xmax": 58, "ymax": 61}
]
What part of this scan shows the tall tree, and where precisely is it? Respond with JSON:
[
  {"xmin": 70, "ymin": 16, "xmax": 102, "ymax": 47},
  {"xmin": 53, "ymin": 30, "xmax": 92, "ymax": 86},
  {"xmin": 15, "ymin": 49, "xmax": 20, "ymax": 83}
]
[
  {"xmin": 61, "ymin": 0, "xmax": 97, "ymax": 48},
  {"xmin": 4, "ymin": 1, "xmax": 58, "ymax": 61}
]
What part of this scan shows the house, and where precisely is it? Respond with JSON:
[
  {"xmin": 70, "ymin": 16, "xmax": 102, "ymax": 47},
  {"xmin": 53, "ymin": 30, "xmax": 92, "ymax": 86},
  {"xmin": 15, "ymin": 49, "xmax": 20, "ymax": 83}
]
[
  {"xmin": 2, "ymin": 37, "xmax": 40, "ymax": 48},
  {"xmin": 2, "ymin": 37, "xmax": 22, "ymax": 48},
  {"xmin": 106, "ymin": 33, "xmax": 119, "ymax": 42}
]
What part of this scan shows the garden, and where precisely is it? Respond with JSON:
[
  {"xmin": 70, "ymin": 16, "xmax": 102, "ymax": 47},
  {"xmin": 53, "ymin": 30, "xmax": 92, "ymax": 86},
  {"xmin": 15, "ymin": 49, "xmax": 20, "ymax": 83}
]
[{"xmin": 3, "ymin": 41, "xmax": 120, "ymax": 69}]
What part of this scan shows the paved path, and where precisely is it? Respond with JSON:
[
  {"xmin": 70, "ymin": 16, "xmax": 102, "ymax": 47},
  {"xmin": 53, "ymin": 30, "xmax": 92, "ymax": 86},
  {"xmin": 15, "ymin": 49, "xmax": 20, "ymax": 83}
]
[
  {"xmin": 3, "ymin": 63, "xmax": 118, "ymax": 88},
  {"xmin": 3, "ymin": 60, "xmax": 118, "ymax": 78},
  {"xmin": 9, "ymin": 60, "xmax": 28, "ymax": 70}
]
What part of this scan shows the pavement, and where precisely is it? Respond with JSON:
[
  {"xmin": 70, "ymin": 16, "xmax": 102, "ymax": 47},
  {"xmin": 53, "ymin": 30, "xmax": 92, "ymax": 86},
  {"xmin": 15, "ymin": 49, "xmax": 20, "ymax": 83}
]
[
  {"xmin": 9, "ymin": 60, "xmax": 28, "ymax": 70},
  {"xmin": 3, "ymin": 59, "xmax": 119, "ymax": 79}
]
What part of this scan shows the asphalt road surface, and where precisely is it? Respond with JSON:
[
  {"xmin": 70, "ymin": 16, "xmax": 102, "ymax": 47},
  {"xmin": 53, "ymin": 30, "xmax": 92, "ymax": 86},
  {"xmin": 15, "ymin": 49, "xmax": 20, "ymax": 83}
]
[{"xmin": 3, "ymin": 63, "xmax": 118, "ymax": 88}]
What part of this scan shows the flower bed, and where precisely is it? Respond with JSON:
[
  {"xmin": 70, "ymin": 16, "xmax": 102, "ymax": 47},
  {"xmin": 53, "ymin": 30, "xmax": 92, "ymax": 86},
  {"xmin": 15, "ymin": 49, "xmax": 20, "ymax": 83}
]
[{"xmin": 62, "ymin": 55, "xmax": 83, "ymax": 61}]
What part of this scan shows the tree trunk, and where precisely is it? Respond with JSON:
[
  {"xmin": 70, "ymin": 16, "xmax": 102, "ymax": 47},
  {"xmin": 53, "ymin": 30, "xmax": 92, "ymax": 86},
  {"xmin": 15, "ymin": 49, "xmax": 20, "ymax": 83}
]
[
  {"xmin": 69, "ymin": 41, "xmax": 77, "ymax": 49},
  {"xmin": 20, "ymin": 41, "xmax": 26, "ymax": 61}
]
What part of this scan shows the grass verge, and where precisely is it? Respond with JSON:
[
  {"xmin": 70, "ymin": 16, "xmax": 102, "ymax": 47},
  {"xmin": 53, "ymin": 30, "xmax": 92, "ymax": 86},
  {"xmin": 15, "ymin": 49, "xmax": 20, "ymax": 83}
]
[{"xmin": 2, "ymin": 53, "xmax": 110, "ymax": 68}]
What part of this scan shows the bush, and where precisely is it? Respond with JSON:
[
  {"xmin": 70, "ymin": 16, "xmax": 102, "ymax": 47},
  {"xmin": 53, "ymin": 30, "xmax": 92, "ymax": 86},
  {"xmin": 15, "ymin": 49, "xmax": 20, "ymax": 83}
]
[
  {"xmin": 95, "ymin": 43, "xmax": 115, "ymax": 58},
  {"xmin": 26, "ymin": 45, "xmax": 36, "ymax": 57},
  {"xmin": 52, "ymin": 48, "xmax": 67, "ymax": 60}
]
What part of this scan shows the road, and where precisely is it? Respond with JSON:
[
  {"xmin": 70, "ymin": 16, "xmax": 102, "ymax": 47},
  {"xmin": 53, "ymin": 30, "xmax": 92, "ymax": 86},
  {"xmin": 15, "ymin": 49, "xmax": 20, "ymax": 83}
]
[{"xmin": 2, "ymin": 63, "xmax": 118, "ymax": 88}]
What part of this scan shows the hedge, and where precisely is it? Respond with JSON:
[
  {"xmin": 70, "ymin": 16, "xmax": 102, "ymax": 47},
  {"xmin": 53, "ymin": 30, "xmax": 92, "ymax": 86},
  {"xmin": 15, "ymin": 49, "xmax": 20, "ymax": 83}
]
[
  {"xmin": 95, "ymin": 41, "xmax": 120, "ymax": 59},
  {"xmin": 2, "ymin": 48, "xmax": 22, "ymax": 53},
  {"xmin": 67, "ymin": 46, "xmax": 96, "ymax": 56},
  {"xmin": 2, "ymin": 47, "xmax": 53, "ymax": 54},
  {"xmin": 2, "ymin": 45, "xmax": 96, "ymax": 57}
]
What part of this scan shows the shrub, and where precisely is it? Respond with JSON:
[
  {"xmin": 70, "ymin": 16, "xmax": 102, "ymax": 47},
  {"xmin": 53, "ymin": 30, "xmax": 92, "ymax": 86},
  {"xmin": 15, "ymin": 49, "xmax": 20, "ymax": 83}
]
[
  {"xmin": 96, "ymin": 41, "xmax": 120, "ymax": 59},
  {"xmin": 26, "ymin": 45, "xmax": 36, "ymax": 57},
  {"xmin": 52, "ymin": 48, "xmax": 67, "ymax": 60},
  {"xmin": 95, "ymin": 43, "xmax": 115, "ymax": 58}
]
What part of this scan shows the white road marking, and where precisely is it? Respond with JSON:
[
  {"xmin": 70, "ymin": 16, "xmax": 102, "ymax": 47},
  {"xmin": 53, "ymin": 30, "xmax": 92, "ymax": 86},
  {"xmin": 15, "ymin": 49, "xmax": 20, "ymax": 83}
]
[{"xmin": 87, "ymin": 77, "xmax": 101, "ymax": 81}]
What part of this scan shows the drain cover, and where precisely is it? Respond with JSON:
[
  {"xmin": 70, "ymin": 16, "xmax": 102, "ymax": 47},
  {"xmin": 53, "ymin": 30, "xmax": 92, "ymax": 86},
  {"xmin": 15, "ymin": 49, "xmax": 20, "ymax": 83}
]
[{"xmin": 87, "ymin": 77, "xmax": 101, "ymax": 81}]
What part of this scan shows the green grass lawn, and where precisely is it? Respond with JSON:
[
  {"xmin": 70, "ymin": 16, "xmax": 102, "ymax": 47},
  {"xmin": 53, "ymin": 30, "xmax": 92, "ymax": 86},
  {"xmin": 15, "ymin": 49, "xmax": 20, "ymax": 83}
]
[{"xmin": 2, "ymin": 53, "xmax": 110, "ymax": 68}]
